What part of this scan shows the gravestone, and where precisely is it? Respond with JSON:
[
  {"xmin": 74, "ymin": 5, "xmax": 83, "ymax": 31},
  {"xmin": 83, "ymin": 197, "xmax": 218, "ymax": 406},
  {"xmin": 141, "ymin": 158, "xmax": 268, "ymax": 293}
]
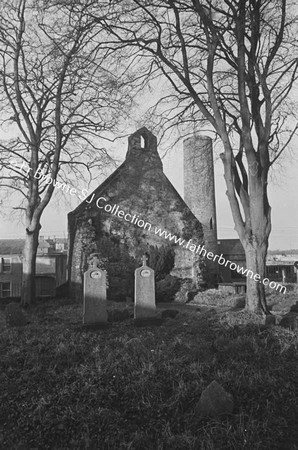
[
  {"xmin": 134, "ymin": 255, "xmax": 156, "ymax": 319},
  {"xmin": 280, "ymin": 313, "xmax": 298, "ymax": 330},
  {"xmin": 83, "ymin": 257, "xmax": 107, "ymax": 325},
  {"xmin": 5, "ymin": 302, "xmax": 27, "ymax": 327},
  {"xmin": 196, "ymin": 380, "xmax": 234, "ymax": 417}
]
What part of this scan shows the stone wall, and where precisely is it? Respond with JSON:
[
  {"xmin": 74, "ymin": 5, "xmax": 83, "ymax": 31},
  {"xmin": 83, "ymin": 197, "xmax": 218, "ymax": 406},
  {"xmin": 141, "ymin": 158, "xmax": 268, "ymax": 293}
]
[{"xmin": 68, "ymin": 128, "xmax": 205, "ymax": 301}]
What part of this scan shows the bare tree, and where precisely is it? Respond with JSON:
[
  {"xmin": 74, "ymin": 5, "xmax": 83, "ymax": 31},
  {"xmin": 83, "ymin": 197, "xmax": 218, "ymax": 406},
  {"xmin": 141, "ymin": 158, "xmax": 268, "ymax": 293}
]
[
  {"xmin": 0, "ymin": 0, "xmax": 132, "ymax": 306},
  {"xmin": 92, "ymin": 0, "xmax": 298, "ymax": 313}
]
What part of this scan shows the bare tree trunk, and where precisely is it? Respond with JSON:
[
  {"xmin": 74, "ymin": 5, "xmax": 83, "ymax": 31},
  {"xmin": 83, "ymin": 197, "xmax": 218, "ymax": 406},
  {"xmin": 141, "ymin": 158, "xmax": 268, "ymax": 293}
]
[
  {"xmin": 220, "ymin": 146, "xmax": 271, "ymax": 313},
  {"xmin": 244, "ymin": 242, "xmax": 270, "ymax": 314},
  {"xmin": 21, "ymin": 225, "xmax": 40, "ymax": 307}
]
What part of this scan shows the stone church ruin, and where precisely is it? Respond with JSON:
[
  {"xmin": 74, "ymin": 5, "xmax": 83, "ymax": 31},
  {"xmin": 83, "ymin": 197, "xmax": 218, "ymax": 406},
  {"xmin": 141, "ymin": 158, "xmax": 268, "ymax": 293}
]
[{"xmin": 67, "ymin": 127, "xmax": 219, "ymax": 302}]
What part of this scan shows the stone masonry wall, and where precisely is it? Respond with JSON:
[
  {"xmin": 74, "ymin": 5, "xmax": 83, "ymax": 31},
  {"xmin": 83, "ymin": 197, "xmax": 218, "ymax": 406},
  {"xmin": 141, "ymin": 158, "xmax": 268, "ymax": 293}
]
[{"xmin": 68, "ymin": 128, "xmax": 205, "ymax": 301}]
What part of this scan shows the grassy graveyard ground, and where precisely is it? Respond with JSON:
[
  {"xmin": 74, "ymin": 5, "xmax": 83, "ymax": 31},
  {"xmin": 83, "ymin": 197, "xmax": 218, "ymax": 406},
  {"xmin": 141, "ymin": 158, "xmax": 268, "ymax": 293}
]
[{"xmin": 0, "ymin": 290, "xmax": 298, "ymax": 449}]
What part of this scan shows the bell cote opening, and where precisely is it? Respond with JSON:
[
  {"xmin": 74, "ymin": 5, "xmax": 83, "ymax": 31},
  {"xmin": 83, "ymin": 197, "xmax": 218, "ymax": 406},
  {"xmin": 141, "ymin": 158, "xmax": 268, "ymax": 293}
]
[
  {"xmin": 140, "ymin": 135, "xmax": 146, "ymax": 149},
  {"xmin": 125, "ymin": 126, "xmax": 162, "ymax": 169}
]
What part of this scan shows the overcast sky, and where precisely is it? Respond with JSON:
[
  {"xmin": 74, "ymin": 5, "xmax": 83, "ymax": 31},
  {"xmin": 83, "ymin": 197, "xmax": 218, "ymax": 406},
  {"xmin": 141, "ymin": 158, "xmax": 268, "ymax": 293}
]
[{"xmin": 1, "ymin": 132, "xmax": 298, "ymax": 251}]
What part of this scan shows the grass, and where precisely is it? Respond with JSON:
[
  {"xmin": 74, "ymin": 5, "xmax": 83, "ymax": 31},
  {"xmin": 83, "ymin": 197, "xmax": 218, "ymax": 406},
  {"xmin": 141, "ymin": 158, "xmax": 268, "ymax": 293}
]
[{"xmin": 0, "ymin": 297, "xmax": 298, "ymax": 449}]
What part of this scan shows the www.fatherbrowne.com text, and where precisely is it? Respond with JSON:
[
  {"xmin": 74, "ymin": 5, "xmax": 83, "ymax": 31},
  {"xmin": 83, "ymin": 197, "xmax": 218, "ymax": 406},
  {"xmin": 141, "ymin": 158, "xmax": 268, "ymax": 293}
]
[{"xmin": 89, "ymin": 196, "xmax": 286, "ymax": 294}]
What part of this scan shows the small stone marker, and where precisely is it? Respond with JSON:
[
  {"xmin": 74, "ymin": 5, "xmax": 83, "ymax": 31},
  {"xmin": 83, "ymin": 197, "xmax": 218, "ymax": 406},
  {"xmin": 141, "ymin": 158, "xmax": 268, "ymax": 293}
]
[
  {"xmin": 196, "ymin": 380, "xmax": 234, "ymax": 417},
  {"xmin": 265, "ymin": 314, "xmax": 276, "ymax": 327},
  {"xmin": 5, "ymin": 302, "xmax": 27, "ymax": 327},
  {"xmin": 280, "ymin": 313, "xmax": 298, "ymax": 330},
  {"xmin": 83, "ymin": 258, "xmax": 107, "ymax": 325},
  {"xmin": 134, "ymin": 254, "xmax": 156, "ymax": 319}
]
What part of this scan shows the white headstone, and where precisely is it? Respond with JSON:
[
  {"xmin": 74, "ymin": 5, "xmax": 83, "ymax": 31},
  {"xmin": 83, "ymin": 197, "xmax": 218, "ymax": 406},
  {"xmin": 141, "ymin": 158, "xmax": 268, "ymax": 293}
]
[
  {"xmin": 134, "ymin": 255, "xmax": 156, "ymax": 319},
  {"xmin": 83, "ymin": 262, "xmax": 107, "ymax": 324}
]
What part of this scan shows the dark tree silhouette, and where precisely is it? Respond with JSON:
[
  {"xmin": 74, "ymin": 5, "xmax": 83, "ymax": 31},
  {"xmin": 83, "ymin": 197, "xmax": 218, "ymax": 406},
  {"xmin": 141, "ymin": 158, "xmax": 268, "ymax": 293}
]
[{"xmin": 0, "ymin": 0, "xmax": 132, "ymax": 305}]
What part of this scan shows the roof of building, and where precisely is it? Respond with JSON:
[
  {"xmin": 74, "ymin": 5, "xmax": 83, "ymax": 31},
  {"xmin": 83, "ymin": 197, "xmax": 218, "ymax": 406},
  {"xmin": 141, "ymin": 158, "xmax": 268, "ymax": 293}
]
[
  {"xmin": 266, "ymin": 260, "xmax": 296, "ymax": 266},
  {"xmin": 266, "ymin": 255, "xmax": 298, "ymax": 266},
  {"xmin": 217, "ymin": 240, "xmax": 298, "ymax": 265},
  {"xmin": 68, "ymin": 161, "xmax": 125, "ymax": 217},
  {"xmin": 0, "ymin": 239, "xmax": 25, "ymax": 254},
  {"xmin": 217, "ymin": 239, "xmax": 245, "ymax": 256},
  {"xmin": 39, "ymin": 239, "xmax": 51, "ymax": 249},
  {"xmin": 0, "ymin": 238, "xmax": 67, "ymax": 255}
]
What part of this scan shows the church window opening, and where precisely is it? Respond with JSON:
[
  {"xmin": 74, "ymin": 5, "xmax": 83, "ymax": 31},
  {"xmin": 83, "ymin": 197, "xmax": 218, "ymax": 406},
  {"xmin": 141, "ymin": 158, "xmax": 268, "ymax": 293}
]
[{"xmin": 140, "ymin": 135, "xmax": 146, "ymax": 149}]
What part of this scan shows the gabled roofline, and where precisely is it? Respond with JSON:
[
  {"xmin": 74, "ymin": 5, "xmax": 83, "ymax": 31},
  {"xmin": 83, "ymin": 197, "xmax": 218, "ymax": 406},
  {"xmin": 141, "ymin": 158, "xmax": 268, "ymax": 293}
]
[{"xmin": 68, "ymin": 161, "xmax": 126, "ymax": 218}]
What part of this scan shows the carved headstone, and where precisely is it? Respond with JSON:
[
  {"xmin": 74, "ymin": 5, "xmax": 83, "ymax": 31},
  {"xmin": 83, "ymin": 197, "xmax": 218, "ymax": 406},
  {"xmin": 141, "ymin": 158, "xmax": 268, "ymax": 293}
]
[
  {"xmin": 134, "ymin": 255, "xmax": 156, "ymax": 319},
  {"xmin": 83, "ymin": 259, "xmax": 107, "ymax": 325}
]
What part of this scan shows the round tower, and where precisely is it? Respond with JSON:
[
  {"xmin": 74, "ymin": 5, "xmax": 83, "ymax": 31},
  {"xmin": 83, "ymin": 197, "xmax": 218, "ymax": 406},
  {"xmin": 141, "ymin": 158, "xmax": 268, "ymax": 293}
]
[{"xmin": 183, "ymin": 135, "xmax": 218, "ymax": 283}]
